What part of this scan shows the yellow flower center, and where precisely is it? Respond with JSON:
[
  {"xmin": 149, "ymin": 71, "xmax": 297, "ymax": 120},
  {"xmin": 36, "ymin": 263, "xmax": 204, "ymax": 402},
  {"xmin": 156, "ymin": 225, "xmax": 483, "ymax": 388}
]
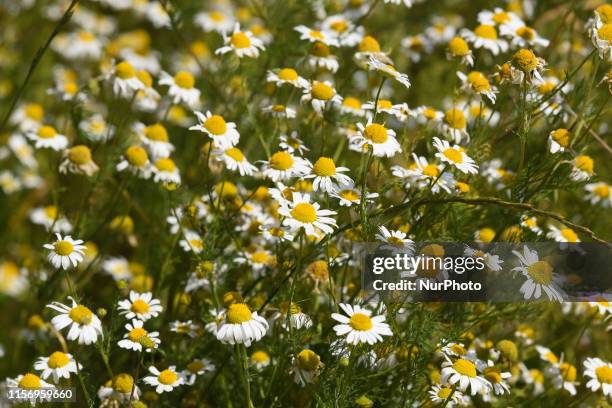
[
  {"xmin": 155, "ymin": 158, "xmax": 176, "ymax": 172},
  {"xmin": 596, "ymin": 5, "xmax": 612, "ymax": 24},
  {"xmin": 343, "ymin": 97, "xmax": 361, "ymax": 109},
  {"xmin": 474, "ymin": 24, "xmax": 498, "ymax": 39},
  {"xmin": 545, "ymin": 351, "xmax": 558, "ymax": 363},
  {"xmin": 313, "ymin": 157, "xmax": 336, "ymax": 177},
  {"xmin": 493, "ymin": 11, "xmax": 510, "ymax": 24},
  {"xmin": 69, "ymin": 305, "xmax": 93, "ymax": 324},
  {"xmin": 131, "ymin": 299, "xmax": 150, "ymax": 314},
  {"xmin": 116, "ymin": 61, "xmax": 136, "ymax": 79},
  {"xmin": 377, "ymin": 99, "xmax": 393, "ymax": 110},
  {"xmin": 453, "ymin": 359, "xmax": 477, "ymax": 378},
  {"xmin": 516, "ymin": 26, "xmax": 535, "ymax": 40},
  {"xmin": 595, "ymin": 365, "xmax": 612, "ymax": 384},
  {"xmin": 560, "ymin": 363, "xmax": 577, "ymax": 382},
  {"xmin": 144, "ymin": 123, "xmax": 169, "ymax": 142},
  {"xmin": 349, "ymin": 313, "xmax": 373, "ymax": 331},
  {"xmin": 112, "ymin": 374, "xmax": 134, "ymax": 394},
  {"xmin": 479, "ymin": 228, "xmax": 496, "ymax": 243},
  {"xmin": 225, "ymin": 147, "xmax": 245, "ymax": 162},
  {"xmin": 215, "ymin": 181, "xmax": 238, "ymax": 197},
  {"xmin": 125, "ymin": 146, "xmax": 148, "ymax": 167},
  {"xmin": 527, "ymin": 260, "xmax": 553, "ymax": 285},
  {"xmin": 227, "ymin": 303, "xmax": 253, "ymax": 324},
  {"xmin": 551, "ymin": 129, "xmax": 570, "ymax": 147},
  {"xmin": 291, "ymin": 203, "xmax": 317, "ymax": 223},
  {"xmin": 209, "ymin": 11, "xmax": 225, "ymax": 22},
  {"xmin": 311, "ymin": 82, "xmax": 334, "ymax": 100},
  {"xmin": 204, "ymin": 115, "xmax": 227, "ymax": 135},
  {"xmin": 25, "ymin": 104, "xmax": 44, "ymax": 121},
  {"xmin": 137, "ymin": 70, "xmax": 153, "ymax": 87},
  {"xmin": 364, "ymin": 123, "xmax": 388, "ymax": 144},
  {"xmin": 251, "ymin": 251, "xmax": 269, "ymax": 264},
  {"xmin": 450, "ymin": 344, "xmax": 466, "ymax": 355},
  {"xmin": 538, "ymin": 81, "xmax": 555, "ymax": 94},
  {"xmin": 38, "ymin": 126, "xmax": 57, "ymax": 139},
  {"xmin": 330, "ymin": 20, "xmax": 348, "ymax": 33},
  {"xmin": 128, "ymin": 327, "xmax": 148, "ymax": 342},
  {"xmin": 484, "ymin": 367, "xmax": 502, "ymax": 384},
  {"xmin": 269, "ymin": 151, "xmax": 293, "ymax": 170},
  {"xmin": 513, "ymin": 49, "xmax": 538, "ymax": 72},
  {"xmin": 64, "ymin": 81, "xmax": 78, "ymax": 95},
  {"xmin": 67, "ymin": 145, "xmax": 92, "ymax": 165},
  {"xmin": 187, "ymin": 360, "xmax": 205, "ymax": 373},
  {"xmin": 444, "ymin": 108, "xmax": 466, "ymax": 129},
  {"xmin": 48, "ymin": 351, "xmax": 70, "ymax": 368},
  {"xmin": 297, "ymin": 349, "xmax": 320, "ymax": 371},
  {"xmin": 311, "ymin": 42, "xmax": 331, "ymax": 57},
  {"xmin": 575, "ymin": 155, "xmax": 594, "ymax": 174},
  {"xmin": 598, "ymin": 24, "xmax": 612, "ymax": 42},
  {"xmin": 44, "ymin": 206, "xmax": 58, "ymax": 219},
  {"xmin": 90, "ymin": 120, "xmax": 106, "ymax": 133},
  {"xmin": 443, "ymin": 148, "xmax": 463, "ymax": 164},
  {"xmin": 278, "ymin": 68, "xmax": 298, "ymax": 81},
  {"xmin": 340, "ymin": 189, "xmax": 359, "ymax": 201},
  {"xmin": 448, "ymin": 37, "xmax": 469, "ymax": 56},
  {"xmin": 437, "ymin": 387, "xmax": 453, "ymax": 399},
  {"xmin": 174, "ymin": 71, "xmax": 195, "ymax": 89},
  {"xmin": 310, "ymin": 30, "xmax": 325, "ymax": 40},
  {"xmin": 471, "ymin": 76, "xmax": 491, "ymax": 92},
  {"xmin": 272, "ymin": 104, "xmax": 286, "ymax": 112},
  {"xmin": 231, "ymin": 32, "xmax": 251, "ymax": 49},
  {"xmin": 251, "ymin": 351, "xmax": 270, "ymax": 363},
  {"xmin": 158, "ymin": 369, "xmax": 178, "ymax": 385},
  {"xmin": 423, "ymin": 164, "xmax": 439, "ymax": 177},
  {"xmin": 560, "ymin": 228, "xmax": 578, "ymax": 242},
  {"xmin": 18, "ymin": 373, "xmax": 41, "ymax": 389},
  {"xmin": 359, "ymin": 36, "xmax": 381, "ymax": 53},
  {"xmin": 54, "ymin": 240, "xmax": 74, "ymax": 256},
  {"xmin": 594, "ymin": 184, "xmax": 610, "ymax": 198}
]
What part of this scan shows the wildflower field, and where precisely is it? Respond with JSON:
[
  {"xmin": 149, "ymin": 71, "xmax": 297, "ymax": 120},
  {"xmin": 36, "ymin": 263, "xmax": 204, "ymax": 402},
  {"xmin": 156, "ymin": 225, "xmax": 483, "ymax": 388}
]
[{"xmin": 1, "ymin": 0, "xmax": 612, "ymax": 406}]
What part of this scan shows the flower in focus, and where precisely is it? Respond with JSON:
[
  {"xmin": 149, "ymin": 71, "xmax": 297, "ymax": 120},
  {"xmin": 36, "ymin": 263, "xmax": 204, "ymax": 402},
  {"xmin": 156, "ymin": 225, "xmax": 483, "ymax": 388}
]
[
  {"xmin": 46, "ymin": 297, "xmax": 103, "ymax": 345},
  {"xmin": 43, "ymin": 233, "xmax": 86, "ymax": 270},
  {"xmin": 216, "ymin": 302, "xmax": 269, "ymax": 346},
  {"xmin": 331, "ymin": 303, "xmax": 392, "ymax": 345},
  {"xmin": 143, "ymin": 366, "xmax": 184, "ymax": 393}
]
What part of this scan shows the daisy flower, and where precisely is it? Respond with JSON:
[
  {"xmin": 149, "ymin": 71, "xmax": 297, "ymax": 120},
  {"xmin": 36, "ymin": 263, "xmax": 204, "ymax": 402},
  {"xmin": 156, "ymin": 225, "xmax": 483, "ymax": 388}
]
[
  {"xmin": 278, "ymin": 132, "xmax": 309, "ymax": 155},
  {"xmin": 180, "ymin": 358, "xmax": 215, "ymax": 385},
  {"xmin": 536, "ymin": 345, "xmax": 560, "ymax": 364},
  {"xmin": 589, "ymin": 19, "xmax": 612, "ymax": 62},
  {"xmin": 304, "ymin": 156, "xmax": 353, "ymax": 193},
  {"xmin": 101, "ymin": 257, "xmax": 133, "ymax": 281},
  {"xmin": 510, "ymin": 48, "xmax": 546, "ymax": 84},
  {"xmin": 306, "ymin": 42, "xmax": 340, "ymax": 72},
  {"xmin": 441, "ymin": 355, "xmax": 490, "ymax": 396},
  {"xmin": 117, "ymin": 319, "xmax": 160, "ymax": 352},
  {"xmin": 8, "ymin": 134, "xmax": 37, "ymax": 168},
  {"xmin": 266, "ymin": 68, "xmax": 309, "ymax": 89},
  {"xmin": 276, "ymin": 302, "xmax": 313, "ymax": 330},
  {"xmin": 43, "ymin": 233, "xmax": 86, "ymax": 270},
  {"xmin": 213, "ymin": 146, "xmax": 258, "ymax": 176},
  {"xmin": 259, "ymin": 224, "xmax": 294, "ymax": 242},
  {"xmin": 548, "ymin": 128, "xmax": 570, "ymax": 153},
  {"xmin": 261, "ymin": 150, "xmax": 310, "ymax": 182},
  {"xmin": 116, "ymin": 145, "xmax": 153, "ymax": 179},
  {"xmin": 439, "ymin": 108, "xmax": 470, "ymax": 143},
  {"xmin": 403, "ymin": 154, "xmax": 455, "ymax": 194},
  {"xmin": 216, "ymin": 302, "xmax": 269, "ymax": 346},
  {"xmin": 548, "ymin": 362, "xmax": 578, "ymax": 396},
  {"xmin": 433, "ymin": 137, "xmax": 478, "ymax": 174},
  {"xmin": 353, "ymin": 120, "xmax": 402, "ymax": 158},
  {"xmin": 362, "ymin": 99, "xmax": 408, "ymax": 121},
  {"xmin": 461, "ymin": 25, "xmax": 508, "ymax": 55},
  {"xmin": 322, "ymin": 14, "xmax": 364, "ymax": 47},
  {"xmin": 585, "ymin": 182, "xmax": 612, "ymax": 207},
  {"xmin": 546, "ymin": 225, "xmax": 579, "ymax": 243},
  {"xmin": 478, "ymin": 8, "xmax": 524, "ymax": 27},
  {"xmin": 190, "ymin": 111, "xmax": 240, "ymax": 149},
  {"xmin": 339, "ymin": 96, "xmax": 366, "ymax": 117},
  {"xmin": 366, "ymin": 56, "xmax": 411, "ymax": 89},
  {"xmin": 117, "ymin": 291, "xmax": 163, "ymax": 321},
  {"xmin": 46, "ymin": 297, "xmax": 103, "ymax": 345},
  {"xmin": 520, "ymin": 215, "xmax": 543, "ymax": 235},
  {"xmin": 179, "ymin": 229, "xmax": 205, "ymax": 253},
  {"xmin": 194, "ymin": 10, "xmax": 234, "ymax": 33},
  {"xmin": 216, "ymin": 24, "xmax": 265, "ymax": 58},
  {"xmin": 483, "ymin": 360, "xmax": 512, "ymax": 395},
  {"xmin": 500, "ymin": 22, "xmax": 550, "ymax": 48},
  {"xmin": 97, "ymin": 373, "xmax": 141, "ymax": 405},
  {"xmin": 250, "ymin": 350, "xmax": 271, "ymax": 370},
  {"xmin": 159, "ymin": 71, "xmax": 201, "ymax": 109},
  {"xmin": 292, "ymin": 349, "xmax": 324, "ymax": 386},
  {"xmin": 134, "ymin": 70, "xmax": 161, "ymax": 113},
  {"xmin": 294, "ymin": 25, "xmax": 339, "ymax": 46},
  {"xmin": 278, "ymin": 192, "xmax": 337, "ymax": 237},
  {"xmin": 110, "ymin": 61, "xmax": 143, "ymax": 98},
  {"xmin": 376, "ymin": 226, "xmax": 414, "ymax": 249},
  {"xmin": 59, "ymin": 145, "xmax": 99, "ymax": 176},
  {"xmin": 354, "ymin": 35, "xmax": 390, "ymax": 67},
  {"xmin": 583, "ymin": 357, "xmax": 612, "ymax": 397},
  {"xmin": 570, "ymin": 155, "xmax": 594, "ymax": 181},
  {"xmin": 54, "ymin": 31, "xmax": 104, "ymax": 61},
  {"xmin": 79, "ymin": 114, "xmax": 114, "ymax": 142},
  {"xmin": 235, "ymin": 249, "xmax": 274, "ymax": 272},
  {"xmin": 29, "ymin": 205, "xmax": 72, "ymax": 233},
  {"xmin": 429, "ymin": 384, "xmax": 464, "ymax": 406},
  {"xmin": 34, "ymin": 351, "xmax": 80, "ymax": 383},
  {"xmin": 301, "ymin": 81, "xmax": 343, "ymax": 114},
  {"xmin": 446, "ymin": 36, "xmax": 474, "ymax": 67},
  {"xmin": 457, "ymin": 71, "xmax": 497, "ymax": 103},
  {"xmin": 10, "ymin": 102, "xmax": 45, "ymax": 132},
  {"xmin": 25, "ymin": 125, "xmax": 68, "ymax": 150},
  {"xmin": 143, "ymin": 366, "xmax": 184, "ymax": 393},
  {"xmin": 331, "ymin": 303, "xmax": 393, "ymax": 345},
  {"xmin": 261, "ymin": 104, "xmax": 297, "ymax": 119},
  {"xmin": 6, "ymin": 373, "xmax": 55, "ymax": 403},
  {"xmin": 330, "ymin": 181, "xmax": 378, "ymax": 207},
  {"xmin": 152, "ymin": 158, "xmax": 181, "ymax": 185},
  {"xmin": 511, "ymin": 245, "xmax": 565, "ymax": 301},
  {"xmin": 413, "ymin": 106, "xmax": 444, "ymax": 125}
]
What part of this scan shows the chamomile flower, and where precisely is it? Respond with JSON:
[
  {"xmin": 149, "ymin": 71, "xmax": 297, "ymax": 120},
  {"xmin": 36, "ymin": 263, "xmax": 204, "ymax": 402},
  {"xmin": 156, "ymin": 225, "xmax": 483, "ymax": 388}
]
[
  {"xmin": 144, "ymin": 366, "xmax": 184, "ymax": 393},
  {"xmin": 266, "ymin": 68, "xmax": 309, "ymax": 89},
  {"xmin": 376, "ymin": 226, "xmax": 414, "ymax": 249},
  {"xmin": 500, "ymin": 22, "xmax": 549, "ymax": 48},
  {"xmin": 589, "ymin": 19, "xmax": 612, "ymax": 62},
  {"xmin": 441, "ymin": 355, "xmax": 490, "ymax": 396},
  {"xmin": 26, "ymin": 125, "xmax": 68, "ymax": 150},
  {"xmin": 306, "ymin": 42, "xmax": 340, "ymax": 72},
  {"xmin": 134, "ymin": 70, "xmax": 161, "ymax": 112},
  {"xmin": 153, "ymin": 158, "xmax": 181, "ymax": 184},
  {"xmin": 304, "ymin": 157, "xmax": 353, "ymax": 193},
  {"xmin": 366, "ymin": 56, "xmax": 411, "ymax": 89},
  {"xmin": 511, "ymin": 246, "xmax": 565, "ymax": 301},
  {"xmin": 250, "ymin": 351, "xmax": 271, "ymax": 370},
  {"xmin": 261, "ymin": 150, "xmax": 311, "ymax": 181},
  {"xmin": 292, "ymin": 349, "xmax": 324, "ymax": 386},
  {"xmin": 261, "ymin": 104, "xmax": 297, "ymax": 118},
  {"xmin": 117, "ymin": 291, "xmax": 163, "ymax": 321},
  {"xmin": 46, "ymin": 297, "xmax": 103, "ymax": 345},
  {"xmin": 510, "ymin": 48, "xmax": 546, "ymax": 84},
  {"xmin": 457, "ymin": 71, "xmax": 497, "ymax": 103},
  {"xmin": 413, "ymin": 106, "xmax": 444, "ymax": 125},
  {"xmin": 402, "ymin": 34, "xmax": 433, "ymax": 63},
  {"xmin": 546, "ymin": 128, "xmax": 570, "ymax": 154},
  {"xmin": 353, "ymin": 120, "xmax": 401, "ymax": 158},
  {"xmin": 294, "ymin": 25, "xmax": 339, "ymax": 46},
  {"xmin": 195, "ymin": 10, "xmax": 234, "ymax": 33},
  {"xmin": 214, "ymin": 146, "xmax": 258, "ymax": 176},
  {"xmin": 546, "ymin": 225, "xmax": 580, "ymax": 243},
  {"xmin": 461, "ymin": 25, "xmax": 508, "ymax": 55},
  {"xmin": 483, "ymin": 360, "xmax": 512, "ymax": 395},
  {"xmin": 585, "ymin": 182, "xmax": 612, "ymax": 207},
  {"xmin": 301, "ymin": 81, "xmax": 343, "ymax": 114},
  {"xmin": 6, "ymin": 373, "xmax": 55, "ymax": 403},
  {"xmin": 330, "ymin": 181, "xmax": 378, "ymax": 207},
  {"xmin": 433, "ymin": 137, "xmax": 478, "ymax": 174},
  {"xmin": 216, "ymin": 302, "xmax": 269, "ymax": 346},
  {"xmin": 34, "ymin": 351, "xmax": 80, "ymax": 383},
  {"xmin": 331, "ymin": 303, "xmax": 392, "ymax": 345},
  {"xmin": 583, "ymin": 357, "xmax": 612, "ymax": 397},
  {"xmin": 101, "ymin": 257, "xmax": 133, "ymax": 281},
  {"xmin": 362, "ymin": 99, "xmax": 408, "ymax": 121},
  {"xmin": 322, "ymin": 14, "xmax": 364, "ymax": 47},
  {"xmin": 354, "ymin": 35, "xmax": 390, "ymax": 67},
  {"xmin": 279, "ymin": 192, "xmax": 337, "ymax": 237},
  {"xmin": 59, "ymin": 145, "xmax": 99, "ymax": 176},
  {"xmin": 11, "ymin": 103, "xmax": 45, "ymax": 132},
  {"xmin": 97, "ymin": 373, "xmax": 141, "ymax": 404},
  {"xmin": 520, "ymin": 215, "xmax": 542, "ymax": 235},
  {"xmin": 429, "ymin": 383, "xmax": 463, "ymax": 406},
  {"xmin": 278, "ymin": 132, "xmax": 309, "ymax": 155},
  {"xmin": 548, "ymin": 362, "xmax": 579, "ymax": 396},
  {"xmin": 159, "ymin": 71, "xmax": 201, "ymax": 109},
  {"xmin": 190, "ymin": 111, "xmax": 240, "ymax": 149},
  {"xmin": 570, "ymin": 155, "xmax": 594, "ymax": 181},
  {"xmin": 79, "ymin": 114, "xmax": 114, "ymax": 142},
  {"xmin": 29, "ymin": 206, "xmax": 72, "ymax": 233},
  {"xmin": 43, "ymin": 233, "xmax": 86, "ymax": 270},
  {"xmin": 180, "ymin": 358, "xmax": 215, "ymax": 385},
  {"xmin": 117, "ymin": 319, "xmax": 160, "ymax": 352},
  {"xmin": 447, "ymin": 36, "xmax": 474, "ymax": 66},
  {"xmin": 179, "ymin": 229, "xmax": 205, "ymax": 253},
  {"xmin": 216, "ymin": 24, "xmax": 265, "ymax": 58},
  {"xmin": 110, "ymin": 61, "xmax": 143, "ymax": 98},
  {"xmin": 116, "ymin": 145, "xmax": 153, "ymax": 178},
  {"xmin": 405, "ymin": 154, "xmax": 456, "ymax": 194},
  {"xmin": 339, "ymin": 96, "xmax": 366, "ymax": 117},
  {"xmin": 478, "ymin": 8, "xmax": 524, "ymax": 27}
]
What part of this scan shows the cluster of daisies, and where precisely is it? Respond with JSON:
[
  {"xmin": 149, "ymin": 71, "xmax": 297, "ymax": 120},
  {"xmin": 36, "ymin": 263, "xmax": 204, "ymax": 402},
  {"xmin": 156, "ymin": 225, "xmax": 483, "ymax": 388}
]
[{"xmin": 1, "ymin": 0, "xmax": 611, "ymax": 406}]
